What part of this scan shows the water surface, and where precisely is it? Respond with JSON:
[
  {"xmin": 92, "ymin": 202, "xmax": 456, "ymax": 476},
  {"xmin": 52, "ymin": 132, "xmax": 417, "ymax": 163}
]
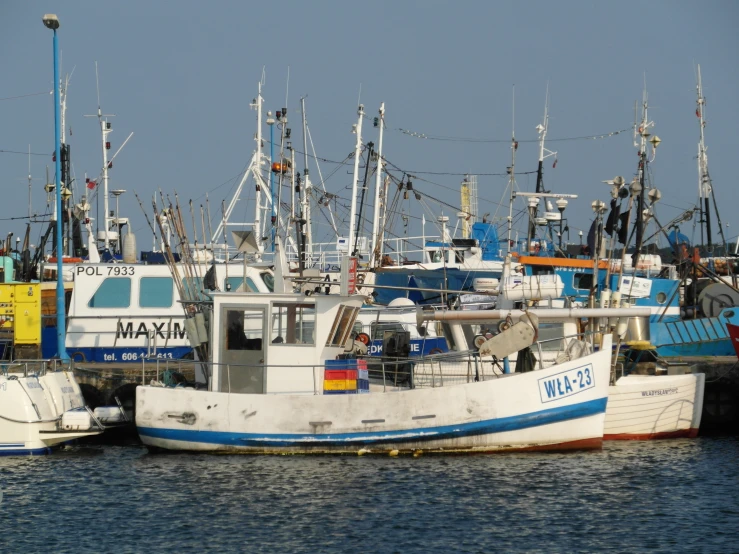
[{"xmin": 1, "ymin": 437, "xmax": 737, "ymax": 553}]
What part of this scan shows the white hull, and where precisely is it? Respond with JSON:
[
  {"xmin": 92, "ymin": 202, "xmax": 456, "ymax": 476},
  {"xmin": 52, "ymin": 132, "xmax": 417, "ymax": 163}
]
[
  {"xmin": 136, "ymin": 347, "xmax": 611, "ymax": 454},
  {"xmin": 604, "ymin": 373, "xmax": 705, "ymax": 440},
  {"xmin": 0, "ymin": 370, "xmax": 101, "ymax": 455}
]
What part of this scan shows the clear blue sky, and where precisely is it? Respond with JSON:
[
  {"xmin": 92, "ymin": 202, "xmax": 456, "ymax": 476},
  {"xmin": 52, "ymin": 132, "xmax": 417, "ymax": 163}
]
[{"xmin": 1, "ymin": 1, "xmax": 738, "ymax": 252}]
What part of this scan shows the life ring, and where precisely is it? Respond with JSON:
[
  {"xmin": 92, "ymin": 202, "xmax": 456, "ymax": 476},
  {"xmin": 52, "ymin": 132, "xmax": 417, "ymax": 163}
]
[
  {"xmin": 429, "ymin": 347, "xmax": 444, "ymax": 355},
  {"xmin": 356, "ymin": 332, "xmax": 371, "ymax": 345}
]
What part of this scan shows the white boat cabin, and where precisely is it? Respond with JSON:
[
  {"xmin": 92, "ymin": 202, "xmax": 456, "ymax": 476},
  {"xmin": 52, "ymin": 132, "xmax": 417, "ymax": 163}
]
[
  {"xmin": 66, "ymin": 263, "xmax": 274, "ymax": 362},
  {"xmin": 211, "ymin": 291, "xmax": 364, "ymax": 395}
]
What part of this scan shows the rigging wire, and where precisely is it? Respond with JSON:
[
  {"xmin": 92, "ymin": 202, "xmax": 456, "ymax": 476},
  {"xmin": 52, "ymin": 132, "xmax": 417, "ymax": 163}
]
[
  {"xmin": 394, "ymin": 126, "xmax": 632, "ymax": 144},
  {"xmin": 0, "ymin": 149, "xmax": 49, "ymax": 156},
  {"xmin": 0, "ymin": 91, "xmax": 51, "ymax": 102}
]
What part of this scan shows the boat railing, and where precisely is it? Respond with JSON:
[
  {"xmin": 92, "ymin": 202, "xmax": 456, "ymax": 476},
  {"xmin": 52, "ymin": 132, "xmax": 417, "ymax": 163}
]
[
  {"xmin": 409, "ymin": 330, "xmax": 597, "ymax": 387},
  {"xmin": 2, "ymin": 358, "xmax": 72, "ymax": 377},
  {"xmin": 135, "ymin": 329, "xmax": 595, "ymax": 394},
  {"xmin": 193, "ymin": 234, "xmax": 449, "ymax": 270}
]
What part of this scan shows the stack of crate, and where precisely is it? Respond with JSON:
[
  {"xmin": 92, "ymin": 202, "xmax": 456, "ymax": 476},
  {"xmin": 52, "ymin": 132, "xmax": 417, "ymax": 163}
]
[{"xmin": 323, "ymin": 359, "xmax": 369, "ymax": 394}]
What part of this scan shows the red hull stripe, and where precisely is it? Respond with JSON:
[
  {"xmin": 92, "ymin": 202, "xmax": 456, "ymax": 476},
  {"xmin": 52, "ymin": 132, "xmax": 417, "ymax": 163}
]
[{"xmin": 604, "ymin": 428, "xmax": 699, "ymax": 441}]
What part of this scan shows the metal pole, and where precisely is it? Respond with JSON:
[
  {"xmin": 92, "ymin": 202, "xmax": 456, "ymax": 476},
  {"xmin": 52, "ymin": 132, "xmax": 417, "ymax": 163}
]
[
  {"xmin": 370, "ymin": 103, "xmax": 385, "ymax": 267},
  {"xmin": 347, "ymin": 105, "xmax": 364, "ymax": 258},
  {"xmin": 270, "ymin": 122, "xmax": 276, "ymax": 251},
  {"xmin": 52, "ymin": 27, "xmax": 68, "ymax": 361}
]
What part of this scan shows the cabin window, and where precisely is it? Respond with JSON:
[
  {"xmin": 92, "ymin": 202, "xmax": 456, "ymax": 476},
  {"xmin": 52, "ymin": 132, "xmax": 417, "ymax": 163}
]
[
  {"xmin": 270, "ymin": 302, "xmax": 315, "ymax": 345},
  {"xmin": 326, "ymin": 305, "xmax": 360, "ymax": 347},
  {"xmin": 352, "ymin": 321, "xmax": 364, "ymax": 337},
  {"xmin": 261, "ymin": 272, "xmax": 275, "ymax": 292},
  {"xmin": 226, "ymin": 309, "xmax": 264, "ymax": 351},
  {"xmin": 225, "ymin": 277, "xmax": 259, "ymax": 293},
  {"xmin": 139, "ymin": 277, "xmax": 173, "ymax": 308},
  {"xmin": 370, "ymin": 321, "xmax": 405, "ymax": 340},
  {"xmin": 573, "ymin": 273, "xmax": 593, "ymax": 290},
  {"xmin": 88, "ymin": 277, "xmax": 131, "ymax": 308}
]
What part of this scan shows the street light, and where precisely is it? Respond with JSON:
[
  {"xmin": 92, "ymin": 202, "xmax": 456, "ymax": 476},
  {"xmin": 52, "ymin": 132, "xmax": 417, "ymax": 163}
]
[
  {"xmin": 42, "ymin": 13, "xmax": 59, "ymax": 30},
  {"xmin": 43, "ymin": 13, "xmax": 68, "ymax": 361}
]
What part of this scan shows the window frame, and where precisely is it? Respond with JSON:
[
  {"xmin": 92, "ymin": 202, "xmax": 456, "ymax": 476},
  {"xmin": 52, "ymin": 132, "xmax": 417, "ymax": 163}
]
[
  {"xmin": 139, "ymin": 276, "xmax": 174, "ymax": 308},
  {"xmin": 88, "ymin": 277, "xmax": 132, "ymax": 309}
]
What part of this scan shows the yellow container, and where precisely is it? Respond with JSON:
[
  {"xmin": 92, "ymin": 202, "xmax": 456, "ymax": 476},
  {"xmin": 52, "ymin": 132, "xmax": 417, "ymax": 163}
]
[
  {"xmin": 0, "ymin": 283, "xmax": 41, "ymax": 345},
  {"xmin": 323, "ymin": 379, "xmax": 358, "ymax": 391}
]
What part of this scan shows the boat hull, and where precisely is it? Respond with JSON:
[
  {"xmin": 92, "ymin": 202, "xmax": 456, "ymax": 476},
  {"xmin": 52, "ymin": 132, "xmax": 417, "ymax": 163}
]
[
  {"xmin": 0, "ymin": 370, "xmax": 100, "ymax": 455},
  {"xmin": 650, "ymin": 311, "xmax": 738, "ymax": 358},
  {"xmin": 136, "ymin": 350, "xmax": 611, "ymax": 454},
  {"xmin": 604, "ymin": 373, "xmax": 705, "ymax": 440},
  {"xmin": 727, "ymin": 323, "xmax": 739, "ymax": 360}
]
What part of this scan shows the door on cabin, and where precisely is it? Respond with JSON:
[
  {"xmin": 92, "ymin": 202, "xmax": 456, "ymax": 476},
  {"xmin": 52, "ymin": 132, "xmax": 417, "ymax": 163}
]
[{"xmin": 219, "ymin": 307, "xmax": 266, "ymax": 394}]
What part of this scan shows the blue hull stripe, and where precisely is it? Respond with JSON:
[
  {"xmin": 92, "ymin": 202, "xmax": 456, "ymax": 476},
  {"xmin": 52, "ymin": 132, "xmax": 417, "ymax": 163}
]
[
  {"xmin": 67, "ymin": 346, "xmax": 192, "ymax": 364},
  {"xmin": 0, "ymin": 447, "xmax": 51, "ymax": 456},
  {"xmin": 138, "ymin": 397, "xmax": 607, "ymax": 447}
]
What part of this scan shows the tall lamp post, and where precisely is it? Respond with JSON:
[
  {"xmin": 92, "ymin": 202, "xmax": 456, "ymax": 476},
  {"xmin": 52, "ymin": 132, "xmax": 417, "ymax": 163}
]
[{"xmin": 43, "ymin": 13, "xmax": 68, "ymax": 361}]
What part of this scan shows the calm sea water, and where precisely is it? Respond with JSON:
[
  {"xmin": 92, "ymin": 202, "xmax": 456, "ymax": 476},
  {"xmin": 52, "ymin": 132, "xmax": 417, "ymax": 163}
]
[{"xmin": 1, "ymin": 437, "xmax": 738, "ymax": 553}]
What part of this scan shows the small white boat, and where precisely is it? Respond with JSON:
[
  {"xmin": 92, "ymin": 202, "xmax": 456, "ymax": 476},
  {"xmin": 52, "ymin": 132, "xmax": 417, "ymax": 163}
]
[
  {"xmin": 604, "ymin": 373, "xmax": 704, "ymax": 440},
  {"xmin": 135, "ymin": 290, "xmax": 612, "ymax": 454},
  {"xmin": 0, "ymin": 362, "xmax": 104, "ymax": 455}
]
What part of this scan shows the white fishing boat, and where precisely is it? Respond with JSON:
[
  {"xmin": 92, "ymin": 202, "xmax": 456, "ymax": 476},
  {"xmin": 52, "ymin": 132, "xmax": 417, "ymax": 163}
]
[
  {"xmin": 135, "ymin": 288, "xmax": 615, "ymax": 454},
  {"xmin": 0, "ymin": 361, "xmax": 106, "ymax": 455},
  {"xmin": 65, "ymin": 262, "xmax": 274, "ymax": 363},
  {"xmin": 604, "ymin": 373, "xmax": 704, "ymax": 440}
]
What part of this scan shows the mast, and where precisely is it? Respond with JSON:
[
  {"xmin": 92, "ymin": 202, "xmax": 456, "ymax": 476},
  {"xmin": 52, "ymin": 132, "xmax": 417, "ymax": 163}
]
[
  {"xmin": 528, "ymin": 87, "xmax": 557, "ymax": 249},
  {"xmin": 347, "ymin": 104, "xmax": 364, "ymax": 257},
  {"xmin": 370, "ymin": 102, "xmax": 385, "ymax": 267},
  {"xmin": 253, "ymin": 81, "xmax": 263, "ymax": 251},
  {"xmin": 632, "ymin": 85, "xmax": 660, "ymax": 268},
  {"xmin": 27, "ymin": 145, "xmax": 32, "ymax": 219},
  {"xmin": 506, "ymin": 88, "xmax": 517, "ymax": 255},
  {"xmin": 213, "ymin": 80, "xmax": 270, "ymax": 258},
  {"xmin": 696, "ymin": 64, "xmax": 713, "ymax": 252},
  {"xmin": 300, "ymin": 97, "xmax": 312, "ymax": 259},
  {"xmin": 84, "ymin": 62, "xmax": 115, "ymax": 250},
  {"xmin": 276, "ymin": 106, "xmax": 287, "ymax": 247},
  {"xmin": 60, "ymin": 72, "xmax": 72, "ymax": 256}
]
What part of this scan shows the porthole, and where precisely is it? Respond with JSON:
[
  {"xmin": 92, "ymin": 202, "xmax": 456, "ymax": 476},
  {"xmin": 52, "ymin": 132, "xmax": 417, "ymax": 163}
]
[{"xmin": 656, "ymin": 292, "xmax": 667, "ymax": 304}]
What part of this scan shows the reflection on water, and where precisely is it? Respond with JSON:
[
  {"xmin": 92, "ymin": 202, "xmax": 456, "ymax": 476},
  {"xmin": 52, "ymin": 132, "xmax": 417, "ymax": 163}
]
[{"xmin": 1, "ymin": 437, "xmax": 738, "ymax": 553}]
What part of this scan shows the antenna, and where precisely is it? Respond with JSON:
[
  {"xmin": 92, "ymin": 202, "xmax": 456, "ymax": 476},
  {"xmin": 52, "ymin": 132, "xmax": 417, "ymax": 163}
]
[
  {"xmin": 95, "ymin": 61, "xmax": 101, "ymax": 112},
  {"xmin": 28, "ymin": 144, "xmax": 32, "ymax": 219},
  {"xmin": 511, "ymin": 84, "xmax": 515, "ymax": 138},
  {"xmin": 285, "ymin": 66, "xmax": 290, "ymax": 110},
  {"xmin": 506, "ymin": 84, "xmax": 518, "ymax": 254},
  {"xmin": 84, "ymin": 62, "xmax": 116, "ymax": 249}
]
